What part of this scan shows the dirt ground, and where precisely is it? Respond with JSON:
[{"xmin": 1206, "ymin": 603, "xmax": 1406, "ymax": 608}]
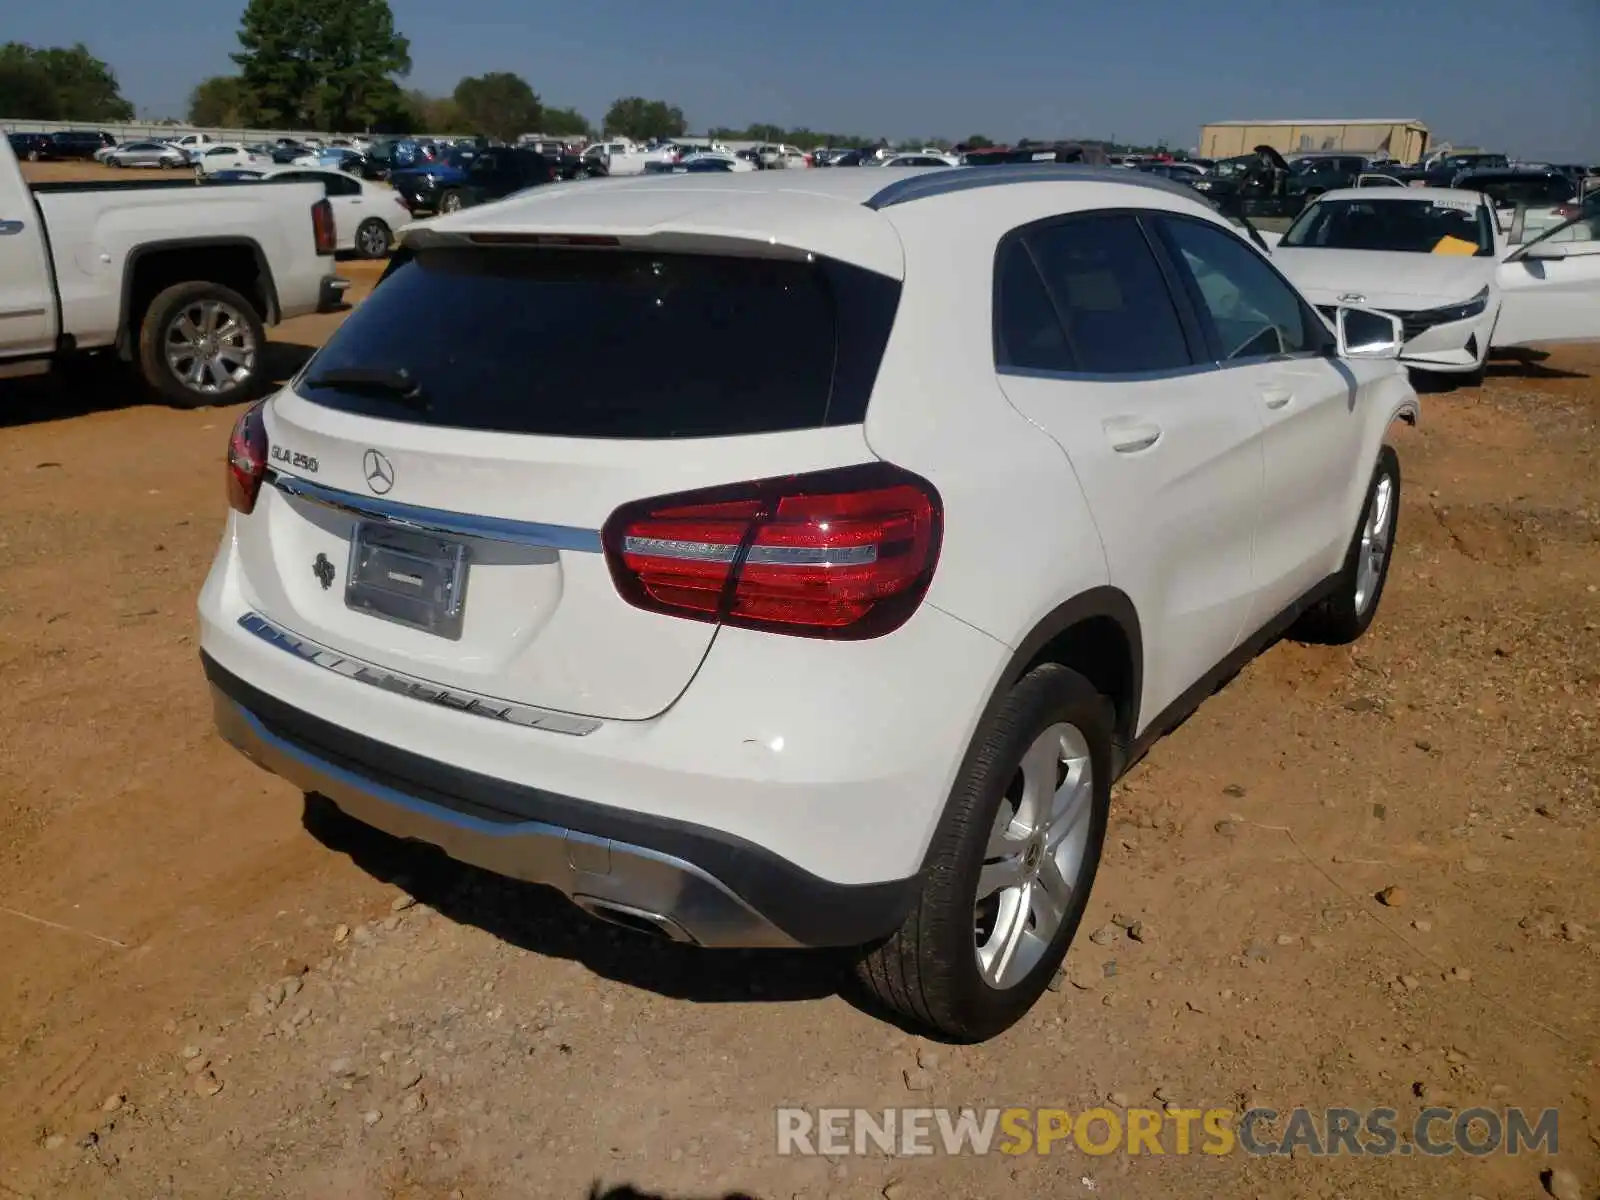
[{"xmin": 2, "ymin": 163, "xmax": 1597, "ymax": 1200}]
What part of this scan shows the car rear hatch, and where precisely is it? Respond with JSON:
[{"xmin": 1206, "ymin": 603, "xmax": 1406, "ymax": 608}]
[{"xmin": 239, "ymin": 209, "xmax": 903, "ymax": 721}]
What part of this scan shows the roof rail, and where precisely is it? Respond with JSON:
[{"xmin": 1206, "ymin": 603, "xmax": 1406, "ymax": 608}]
[{"xmin": 865, "ymin": 163, "xmax": 1204, "ymax": 211}]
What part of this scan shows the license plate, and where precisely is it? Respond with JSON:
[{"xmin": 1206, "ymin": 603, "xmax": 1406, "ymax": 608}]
[{"xmin": 345, "ymin": 522, "xmax": 469, "ymax": 640}]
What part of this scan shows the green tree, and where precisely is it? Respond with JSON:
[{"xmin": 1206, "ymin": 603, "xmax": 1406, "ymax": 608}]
[
  {"xmin": 0, "ymin": 42, "xmax": 133, "ymax": 121},
  {"xmin": 0, "ymin": 52, "xmax": 60, "ymax": 119},
  {"xmin": 603, "ymin": 96, "xmax": 687, "ymax": 141},
  {"xmin": 541, "ymin": 105, "xmax": 591, "ymax": 138},
  {"xmin": 188, "ymin": 75, "xmax": 256, "ymax": 126},
  {"xmin": 962, "ymin": 134, "xmax": 994, "ymax": 149},
  {"xmin": 400, "ymin": 89, "xmax": 462, "ymax": 133},
  {"xmin": 231, "ymin": 0, "xmax": 411, "ymax": 130},
  {"xmin": 452, "ymin": 72, "xmax": 541, "ymax": 142}
]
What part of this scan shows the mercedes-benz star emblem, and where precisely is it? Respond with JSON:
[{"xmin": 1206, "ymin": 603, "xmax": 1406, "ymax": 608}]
[
  {"xmin": 312, "ymin": 552, "xmax": 335, "ymax": 590},
  {"xmin": 1338, "ymin": 292, "xmax": 1366, "ymax": 305},
  {"xmin": 362, "ymin": 449, "xmax": 394, "ymax": 495}
]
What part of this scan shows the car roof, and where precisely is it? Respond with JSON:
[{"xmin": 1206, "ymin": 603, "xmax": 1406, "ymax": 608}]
[
  {"xmin": 1313, "ymin": 186, "xmax": 1489, "ymax": 204},
  {"xmin": 406, "ymin": 165, "xmax": 1216, "ymax": 279}
]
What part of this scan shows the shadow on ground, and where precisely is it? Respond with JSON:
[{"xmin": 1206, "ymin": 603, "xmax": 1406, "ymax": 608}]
[
  {"xmin": 301, "ymin": 793, "xmax": 853, "ymax": 1010},
  {"xmin": 0, "ymin": 341, "xmax": 317, "ymax": 428},
  {"xmin": 590, "ymin": 1186, "xmax": 760, "ymax": 1200}
]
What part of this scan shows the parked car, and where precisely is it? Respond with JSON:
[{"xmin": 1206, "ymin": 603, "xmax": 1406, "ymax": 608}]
[
  {"xmin": 390, "ymin": 147, "xmax": 557, "ymax": 214},
  {"xmin": 880, "ymin": 153, "xmax": 960, "ymax": 168},
  {"xmin": 195, "ymin": 143, "xmax": 274, "ymax": 176},
  {"xmin": 0, "ymin": 134, "xmax": 347, "ymax": 406},
  {"xmin": 46, "ymin": 130, "xmax": 117, "ymax": 160},
  {"xmin": 105, "ymin": 141, "xmax": 190, "ymax": 170},
  {"xmin": 1450, "ymin": 168, "xmax": 1586, "ymax": 242},
  {"xmin": 1268, "ymin": 188, "xmax": 1599, "ymax": 382},
  {"xmin": 204, "ymin": 166, "xmax": 412, "ymax": 259},
  {"xmin": 198, "ymin": 165, "xmax": 1426, "ymax": 1042},
  {"xmin": 8, "ymin": 132, "xmax": 56, "ymax": 162}
]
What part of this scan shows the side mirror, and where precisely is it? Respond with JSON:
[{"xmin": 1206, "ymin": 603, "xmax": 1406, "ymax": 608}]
[
  {"xmin": 1522, "ymin": 240, "xmax": 1569, "ymax": 261},
  {"xmin": 1336, "ymin": 306, "xmax": 1404, "ymax": 360}
]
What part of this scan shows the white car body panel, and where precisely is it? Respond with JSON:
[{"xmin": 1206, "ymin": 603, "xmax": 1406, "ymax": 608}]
[
  {"xmin": 0, "ymin": 136, "xmax": 335, "ymax": 358},
  {"xmin": 197, "ymin": 144, "xmax": 273, "ymax": 176},
  {"xmin": 197, "ymin": 166, "xmax": 1420, "ymax": 909},
  {"xmin": 261, "ymin": 167, "xmax": 410, "ymax": 253},
  {"xmin": 1269, "ymin": 187, "xmax": 1600, "ymax": 369},
  {"xmin": 1494, "ymin": 238, "xmax": 1600, "ymax": 346}
]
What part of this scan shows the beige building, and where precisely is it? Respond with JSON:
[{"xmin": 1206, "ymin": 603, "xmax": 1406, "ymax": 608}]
[{"xmin": 1200, "ymin": 119, "xmax": 1430, "ymax": 164}]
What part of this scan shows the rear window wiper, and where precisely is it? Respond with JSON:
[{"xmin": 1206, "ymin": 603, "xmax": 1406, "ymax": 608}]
[{"xmin": 302, "ymin": 366, "xmax": 427, "ymax": 408}]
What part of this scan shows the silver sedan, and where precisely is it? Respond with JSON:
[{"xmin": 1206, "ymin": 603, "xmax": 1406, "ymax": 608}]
[{"xmin": 106, "ymin": 142, "xmax": 189, "ymax": 169}]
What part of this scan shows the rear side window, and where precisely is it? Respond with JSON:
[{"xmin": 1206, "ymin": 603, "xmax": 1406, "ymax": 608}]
[
  {"xmin": 300, "ymin": 248, "xmax": 900, "ymax": 438},
  {"xmin": 1016, "ymin": 214, "xmax": 1194, "ymax": 375},
  {"xmin": 994, "ymin": 241, "xmax": 1075, "ymax": 372}
]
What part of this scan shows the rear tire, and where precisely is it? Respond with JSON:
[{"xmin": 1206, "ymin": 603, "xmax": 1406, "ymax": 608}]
[
  {"xmin": 1291, "ymin": 445, "xmax": 1400, "ymax": 645},
  {"xmin": 855, "ymin": 664, "xmax": 1112, "ymax": 1041},
  {"xmin": 137, "ymin": 281, "xmax": 266, "ymax": 409}
]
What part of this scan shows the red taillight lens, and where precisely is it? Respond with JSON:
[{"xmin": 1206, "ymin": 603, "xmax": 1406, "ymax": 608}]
[
  {"xmin": 1553, "ymin": 204, "xmax": 1583, "ymax": 219},
  {"xmin": 226, "ymin": 401, "xmax": 269, "ymax": 514},
  {"xmin": 311, "ymin": 198, "xmax": 336, "ymax": 255},
  {"xmin": 602, "ymin": 463, "xmax": 943, "ymax": 639}
]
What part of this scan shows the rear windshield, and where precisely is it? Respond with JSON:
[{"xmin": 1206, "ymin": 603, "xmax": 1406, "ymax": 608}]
[{"xmin": 299, "ymin": 247, "xmax": 899, "ymax": 438}]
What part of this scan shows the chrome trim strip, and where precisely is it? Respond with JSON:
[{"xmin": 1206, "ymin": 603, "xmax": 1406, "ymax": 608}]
[
  {"xmin": 268, "ymin": 471, "xmax": 603, "ymax": 553},
  {"xmin": 238, "ymin": 611, "xmax": 602, "ymax": 736},
  {"xmin": 867, "ymin": 164, "xmax": 1202, "ymax": 211}
]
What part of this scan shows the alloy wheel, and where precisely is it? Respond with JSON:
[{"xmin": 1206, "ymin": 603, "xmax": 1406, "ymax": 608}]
[
  {"xmin": 973, "ymin": 722, "xmax": 1095, "ymax": 989},
  {"xmin": 163, "ymin": 299, "xmax": 257, "ymax": 397}
]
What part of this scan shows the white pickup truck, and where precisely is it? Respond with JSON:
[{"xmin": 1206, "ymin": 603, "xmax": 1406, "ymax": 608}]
[{"xmin": 0, "ymin": 136, "xmax": 349, "ymax": 407}]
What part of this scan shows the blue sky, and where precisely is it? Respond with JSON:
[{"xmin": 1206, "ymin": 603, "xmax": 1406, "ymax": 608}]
[{"xmin": 14, "ymin": 0, "xmax": 1600, "ymax": 157}]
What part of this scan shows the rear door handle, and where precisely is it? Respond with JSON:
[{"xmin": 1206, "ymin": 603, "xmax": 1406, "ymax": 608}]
[
  {"xmin": 1260, "ymin": 386, "xmax": 1294, "ymax": 410},
  {"xmin": 1103, "ymin": 417, "xmax": 1163, "ymax": 453}
]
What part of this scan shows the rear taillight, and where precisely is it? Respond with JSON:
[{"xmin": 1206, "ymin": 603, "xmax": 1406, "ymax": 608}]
[
  {"xmin": 226, "ymin": 401, "xmax": 269, "ymax": 514},
  {"xmin": 1554, "ymin": 203, "xmax": 1583, "ymax": 219},
  {"xmin": 311, "ymin": 198, "xmax": 336, "ymax": 255},
  {"xmin": 602, "ymin": 463, "xmax": 942, "ymax": 639}
]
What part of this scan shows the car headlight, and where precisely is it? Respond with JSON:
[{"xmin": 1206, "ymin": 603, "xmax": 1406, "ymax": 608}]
[{"xmin": 1416, "ymin": 286, "xmax": 1490, "ymax": 323}]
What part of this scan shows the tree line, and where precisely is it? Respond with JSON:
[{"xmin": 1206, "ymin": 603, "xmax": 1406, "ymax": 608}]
[{"xmin": 0, "ymin": 42, "xmax": 134, "ymax": 121}]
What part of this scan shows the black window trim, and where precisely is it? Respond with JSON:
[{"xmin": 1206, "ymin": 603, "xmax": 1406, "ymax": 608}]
[
  {"xmin": 1149, "ymin": 210, "xmax": 1338, "ymax": 365},
  {"xmin": 991, "ymin": 206, "xmax": 1230, "ymax": 383}
]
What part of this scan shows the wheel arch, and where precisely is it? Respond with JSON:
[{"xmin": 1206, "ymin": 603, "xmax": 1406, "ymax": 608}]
[
  {"xmin": 1006, "ymin": 588, "xmax": 1144, "ymax": 764},
  {"xmin": 117, "ymin": 238, "xmax": 279, "ymax": 359}
]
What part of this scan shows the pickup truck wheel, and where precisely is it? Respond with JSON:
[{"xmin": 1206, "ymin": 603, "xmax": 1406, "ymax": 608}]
[
  {"xmin": 1291, "ymin": 445, "xmax": 1400, "ymax": 645},
  {"xmin": 354, "ymin": 218, "xmax": 391, "ymax": 259},
  {"xmin": 438, "ymin": 189, "xmax": 464, "ymax": 213},
  {"xmin": 138, "ymin": 282, "xmax": 265, "ymax": 409},
  {"xmin": 855, "ymin": 664, "xmax": 1112, "ymax": 1042}
]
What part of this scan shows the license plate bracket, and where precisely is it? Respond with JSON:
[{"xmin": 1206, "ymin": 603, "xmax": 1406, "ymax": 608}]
[{"xmin": 345, "ymin": 522, "xmax": 469, "ymax": 640}]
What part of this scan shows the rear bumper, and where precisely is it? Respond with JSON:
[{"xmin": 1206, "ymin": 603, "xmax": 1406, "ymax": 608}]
[
  {"xmin": 318, "ymin": 275, "xmax": 352, "ymax": 312},
  {"xmin": 204, "ymin": 653, "xmax": 919, "ymax": 949}
]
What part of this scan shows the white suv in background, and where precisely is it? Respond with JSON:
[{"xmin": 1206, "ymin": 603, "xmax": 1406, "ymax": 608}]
[{"xmin": 199, "ymin": 167, "xmax": 1419, "ymax": 1041}]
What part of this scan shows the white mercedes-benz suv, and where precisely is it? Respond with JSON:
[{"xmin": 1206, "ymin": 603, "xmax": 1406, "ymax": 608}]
[{"xmin": 199, "ymin": 165, "xmax": 1420, "ymax": 1041}]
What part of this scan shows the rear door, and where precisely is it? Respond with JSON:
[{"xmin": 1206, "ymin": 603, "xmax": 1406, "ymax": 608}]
[
  {"xmin": 991, "ymin": 211, "xmax": 1264, "ymax": 719},
  {"xmin": 1492, "ymin": 211, "xmax": 1600, "ymax": 346},
  {"xmin": 243, "ymin": 243, "xmax": 894, "ymax": 720},
  {"xmin": 1150, "ymin": 212, "xmax": 1365, "ymax": 622}
]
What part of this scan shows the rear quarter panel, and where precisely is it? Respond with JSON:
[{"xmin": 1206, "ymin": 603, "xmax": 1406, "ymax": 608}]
[
  {"xmin": 866, "ymin": 187, "xmax": 1113, "ymax": 651},
  {"xmin": 33, "ymin": 181, "xmax": 331, "ymax": 347}
]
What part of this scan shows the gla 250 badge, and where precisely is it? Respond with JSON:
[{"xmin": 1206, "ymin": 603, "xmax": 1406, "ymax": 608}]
[{"xmin": 271, "ymin": 445, "xmax": 319, "ymax": 473}]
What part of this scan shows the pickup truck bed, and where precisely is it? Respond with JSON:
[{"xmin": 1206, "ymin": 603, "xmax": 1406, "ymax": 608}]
[{"xmin": 1, "ymin": 140, "xmax": 349, "ymax": 407}]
